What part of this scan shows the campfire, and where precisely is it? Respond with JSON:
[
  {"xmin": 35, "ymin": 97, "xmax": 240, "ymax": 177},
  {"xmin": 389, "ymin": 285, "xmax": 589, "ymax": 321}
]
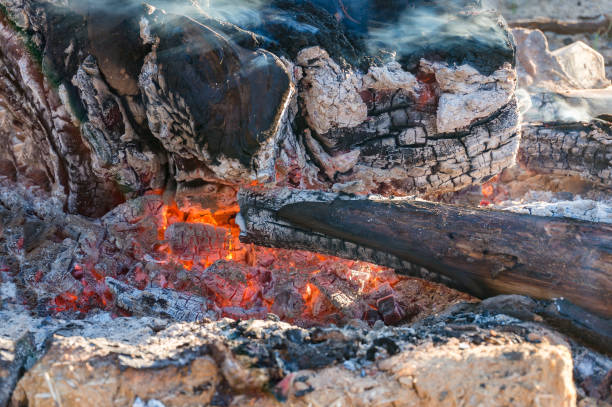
[
  {"xmin": 41, "ymin": 187, "xmax": 469, "ymax": 327},
  {"xmin": 0, "ymin": 0, "xmax": 610, "ymax": 406}
]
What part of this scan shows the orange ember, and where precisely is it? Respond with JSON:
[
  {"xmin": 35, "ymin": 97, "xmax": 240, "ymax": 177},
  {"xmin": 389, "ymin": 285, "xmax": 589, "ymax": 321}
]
[
  {"xmin": 480, "ymin": 174, "xmax": 508, "ymax": 205},
  {"xmin": 157, "ymin": 202, "xmax": 242, "ymax": 269},
  {"xmin": 50, "ymin": 192, "xmax": 406, "ymax": 326},
  {"xmin": 481, "ymin": 183, "xmax": 494, "ymax": 198}
]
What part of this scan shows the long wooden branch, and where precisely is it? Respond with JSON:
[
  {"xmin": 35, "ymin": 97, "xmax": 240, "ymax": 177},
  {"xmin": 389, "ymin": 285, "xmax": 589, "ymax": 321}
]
[
  {"xmin": 238, "ymin": 188, "xmax": 612, "ymax": 319},
  {"xmin": 508, "ymin": 14, "xmax": 611, "ymax": 34}
]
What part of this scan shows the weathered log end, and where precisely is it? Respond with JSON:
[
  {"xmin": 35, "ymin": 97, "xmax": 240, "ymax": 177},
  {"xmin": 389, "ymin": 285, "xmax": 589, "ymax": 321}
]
[{"xmin": 518, "ymin": 120, "xmax": 612, "ymax": 187}]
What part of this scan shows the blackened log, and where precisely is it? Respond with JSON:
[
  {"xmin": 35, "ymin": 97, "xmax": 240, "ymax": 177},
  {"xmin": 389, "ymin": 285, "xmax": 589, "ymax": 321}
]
[
  {"xmin": 238, "ymin": 188, "xmax": 612, "ymax": 319},
  {"xmin": 518, "ymin": 120, "xmax": 611, "ymax": 187}
]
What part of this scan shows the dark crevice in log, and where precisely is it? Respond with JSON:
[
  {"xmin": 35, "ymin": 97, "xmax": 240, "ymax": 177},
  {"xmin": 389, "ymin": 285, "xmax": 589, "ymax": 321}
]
[
  {"xmin": 0, "ymin": 11, "xmax": 126, "ymax": 216},
  {"xmin": 536, "ymin": 298, "xmax": 612, "ymax": 355}
]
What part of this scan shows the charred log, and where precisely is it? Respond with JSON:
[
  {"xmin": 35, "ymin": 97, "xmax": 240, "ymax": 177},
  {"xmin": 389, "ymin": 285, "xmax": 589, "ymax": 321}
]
[
  {"xmin": 518, "ymin": 120, "xmax": 612, "ymax": 187},
  {"xmin": 238, "ymin": 187, "xmax": 612, "ymax": 319},
  {"xmin": 0, "ymin": 0, "xmax": 521, "ymax": 217}
]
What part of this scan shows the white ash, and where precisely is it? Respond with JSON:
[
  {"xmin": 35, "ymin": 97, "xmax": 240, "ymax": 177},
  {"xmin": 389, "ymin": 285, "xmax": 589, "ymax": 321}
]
[
  {"xmin": 296, "ymin": 47, "xmax": 368, "ymax": 135},
  {"xmin": 422, "ymin": 60, "xmax": 517, "ymax": 133},
  {"xmin": 495, "ymin": 191, "xmax": 612, "ymax": 223},
  {"xmin": 361, "ymin": 60, "xmax": 418, "ymax": 91},
  {"xmin": 296, "ymin": 46, "xmax": 517, "ymax": 136},
  {"xmin": 303, "ymin": 130, "xmax": 361, "ymax": 179},
  {"xmin": 133, "ymin": 398, "xmax": 166, "ymax": 407}
]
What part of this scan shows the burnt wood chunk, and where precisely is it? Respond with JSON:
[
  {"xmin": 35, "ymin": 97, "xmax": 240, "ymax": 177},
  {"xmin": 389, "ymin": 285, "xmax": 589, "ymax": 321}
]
[
  {"xmin": 141, "ymin": 9, "xmax": 292, "ymax": 169},
  {"xmin": 238, "ymin": 188, "xmax": 612, "ymax": 319},
  {"xmin": 518, "ymin": 120, "xmax": 612, "ymax": 187},
  {"xmin": 376, "ymin": 295, "xmax": 406, "ymax": 325}
]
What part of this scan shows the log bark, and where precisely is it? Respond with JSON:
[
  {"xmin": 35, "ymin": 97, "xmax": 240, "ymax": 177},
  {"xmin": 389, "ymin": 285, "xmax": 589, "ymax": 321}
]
[
  {"xmin": 238, "ymin": 188, "xmax": 612, "ymax": 318},
  {"xmin": 508, "ymin": 15, "xmax": 611, "ymax": 35}
]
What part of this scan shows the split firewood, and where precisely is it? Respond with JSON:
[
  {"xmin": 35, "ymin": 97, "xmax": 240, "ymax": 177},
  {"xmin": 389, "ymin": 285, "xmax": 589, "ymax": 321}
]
[
  {"xmin": 238, "ymin": 187, "xmax": 612, "ymax": 318},
  {"xmin": 508, "ymin": 14, "xmax": 612, "ymax": 35}
]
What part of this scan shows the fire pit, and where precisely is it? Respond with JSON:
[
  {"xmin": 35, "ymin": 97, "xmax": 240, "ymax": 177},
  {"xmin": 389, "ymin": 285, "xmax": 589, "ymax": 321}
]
[{"xmin": 0, "ymin": 0, "xmax": 610, "ymax": 406}]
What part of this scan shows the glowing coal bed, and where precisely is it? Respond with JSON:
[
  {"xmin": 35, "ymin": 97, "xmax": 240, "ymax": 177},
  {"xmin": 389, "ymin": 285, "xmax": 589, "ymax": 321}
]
[{"xmin": 31, "ymin": 188, "xmax": 471, "ymax": 328}]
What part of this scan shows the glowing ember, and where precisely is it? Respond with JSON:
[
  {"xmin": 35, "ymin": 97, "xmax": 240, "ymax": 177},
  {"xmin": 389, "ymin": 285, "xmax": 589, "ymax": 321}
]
[
  {"xmin": 46, "ymin": 191, "xmax": 464, "ymax": 326},
  {"xmin": 52, "ymin": 263, "xmax": 114, "ymax": 313}
]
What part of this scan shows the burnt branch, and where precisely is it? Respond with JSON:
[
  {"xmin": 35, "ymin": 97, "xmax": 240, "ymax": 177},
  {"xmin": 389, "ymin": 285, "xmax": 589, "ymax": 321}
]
[
  {"xmin": 509, "ymin": 14, "xmax": 612, "ymax": 35},
  {"xmin": 238, "ymin": 187, "xmax": 612, "ymax": 319}
]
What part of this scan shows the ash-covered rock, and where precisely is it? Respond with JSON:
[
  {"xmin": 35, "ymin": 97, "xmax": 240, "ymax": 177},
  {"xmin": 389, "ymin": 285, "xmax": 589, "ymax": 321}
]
[{"xmin": 5, "ymin": 300, "xmax": 604, "ymax": 407}]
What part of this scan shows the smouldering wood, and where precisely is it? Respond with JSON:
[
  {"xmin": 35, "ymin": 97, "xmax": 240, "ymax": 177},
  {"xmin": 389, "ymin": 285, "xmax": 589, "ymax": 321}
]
[{"xmin": 239, "ymin": 188, "xmax": 612, "ymax": 318}]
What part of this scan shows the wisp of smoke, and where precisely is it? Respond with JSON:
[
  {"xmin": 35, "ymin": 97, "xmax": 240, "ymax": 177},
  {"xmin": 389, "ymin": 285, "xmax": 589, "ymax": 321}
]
[{"xmin": 88, "ymin": 0, "xmax": 510, "ymax": 70}]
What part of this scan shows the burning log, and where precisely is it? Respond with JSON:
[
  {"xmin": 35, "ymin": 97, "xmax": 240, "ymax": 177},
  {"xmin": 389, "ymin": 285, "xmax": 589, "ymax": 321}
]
[
  {"xmin": 518, "ymin": 120, "xmax": 612, "ymax": 188},
  {"xmin": 0, "ymin": 0, "xmax": 521, "ymax": 217},
  {"xmin": 238, "ymin": 188, "xmax": 612, "ymax": 318},
  {"xmin": 164, "ymin": 222, "xmax": 231, "ymax": 266}
]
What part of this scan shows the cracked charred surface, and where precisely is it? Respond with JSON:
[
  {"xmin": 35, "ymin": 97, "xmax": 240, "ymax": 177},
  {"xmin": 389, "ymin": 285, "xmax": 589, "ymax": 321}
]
[
  {"xmin": 518, "ymin": 120, "xmax": 612, "ymax": 188},
  {"xmin": 0, "ymin": 0, "xmax": 520, "ymax": 217},
  {"xmin": 291, "ymin": 46, "xmax": 520, "ymax": 196}
]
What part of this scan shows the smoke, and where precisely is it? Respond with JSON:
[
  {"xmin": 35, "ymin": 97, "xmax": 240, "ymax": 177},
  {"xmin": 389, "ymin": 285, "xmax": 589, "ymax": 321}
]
[
  {"xmin": 361, "ymin": 1, "xmax": 512, "ymax": 70},
  {"xmin": 523, "ymin": 91, "xmax": 601, "ymax": 123},
  {"xmin": 54, "ymin": 0, "xmax": 515, "ymax": 75},
  {"xmin": 209, "ymin": 0, "xmax": 512, "ymax": 74}
]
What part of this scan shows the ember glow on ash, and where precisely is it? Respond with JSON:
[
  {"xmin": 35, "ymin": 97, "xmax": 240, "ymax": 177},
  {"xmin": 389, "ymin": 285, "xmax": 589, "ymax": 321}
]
[
  {"xmin": 47, "ymin": 191, "xmax": 448, "ymax": 326},
  {"xmin": 52, "ymin": 264, "xmax": 114, "ymax": 314},
  {"xmin": 479, "ymin": 174, "xmax": 505, "ymax": 207}
]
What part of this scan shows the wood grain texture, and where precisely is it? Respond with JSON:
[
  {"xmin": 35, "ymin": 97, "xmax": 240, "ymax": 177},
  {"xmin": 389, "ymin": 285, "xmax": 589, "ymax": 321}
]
[{"xmin": 518, "ymin": 120, "xmax": 611, "ymax": 187}]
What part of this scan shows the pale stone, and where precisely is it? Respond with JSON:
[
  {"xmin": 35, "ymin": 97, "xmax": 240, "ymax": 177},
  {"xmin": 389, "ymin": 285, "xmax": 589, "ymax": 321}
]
[
  {"xmin": 10, "ymin": 318, "xmax": 578, "ymax": 407},
  {"xmin": 552, "ymin": 41, "xmax": 610, "ymax": 90}
]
